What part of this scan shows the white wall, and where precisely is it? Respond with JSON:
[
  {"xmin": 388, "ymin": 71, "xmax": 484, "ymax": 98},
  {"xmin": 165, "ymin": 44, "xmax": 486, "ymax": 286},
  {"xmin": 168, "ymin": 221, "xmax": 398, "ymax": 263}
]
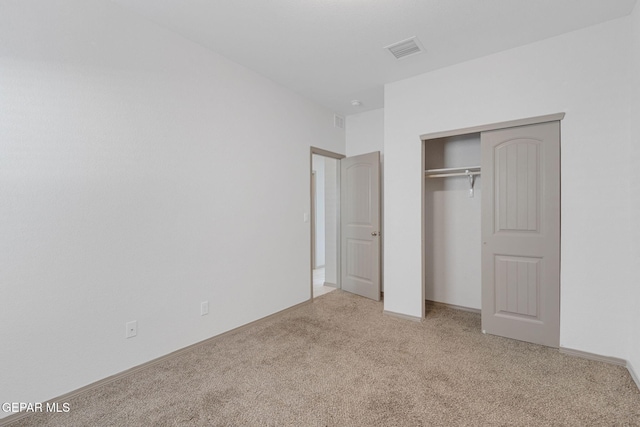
[
  {"xmin": 628, "ymin": 3, "xmax": 640, "ymax": 384},
  {"xmin": 0, "ymin": 0, "xmax": 344, "ymax": 416},
  {"xmin": 385, "ymin": 15, "xmax": 634, "ymax": 359},
  {"xmin": 346, "ymin": 108, "xmax": 384, "ymax": 157}
]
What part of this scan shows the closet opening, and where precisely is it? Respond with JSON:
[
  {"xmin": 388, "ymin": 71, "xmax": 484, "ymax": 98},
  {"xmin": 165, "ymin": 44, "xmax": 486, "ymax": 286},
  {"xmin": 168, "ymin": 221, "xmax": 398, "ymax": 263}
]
[
  {"xmin": 420, "ymin": 113, "xmax": 563, "ymax": 347},
  {"xmin": 423, "ymin": 133, "xmax": 482, "ymax": 314}
]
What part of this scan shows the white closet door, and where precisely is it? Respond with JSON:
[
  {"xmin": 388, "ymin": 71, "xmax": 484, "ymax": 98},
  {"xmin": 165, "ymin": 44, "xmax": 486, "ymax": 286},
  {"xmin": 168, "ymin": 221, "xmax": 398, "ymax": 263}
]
[
  {"xmin": 481, "ymin": 122, "xmax": 560, "ymax": 347},
  {"xmin": 340, "ymin": 151, "xmax": 381, "ymax": 301}
]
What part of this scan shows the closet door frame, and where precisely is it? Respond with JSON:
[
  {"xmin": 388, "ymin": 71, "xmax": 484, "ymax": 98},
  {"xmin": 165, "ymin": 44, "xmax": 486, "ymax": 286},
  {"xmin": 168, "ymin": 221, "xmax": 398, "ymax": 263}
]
[{"xmin": 420, "ymin": 113, "xmax": 564, "ymax": 327}]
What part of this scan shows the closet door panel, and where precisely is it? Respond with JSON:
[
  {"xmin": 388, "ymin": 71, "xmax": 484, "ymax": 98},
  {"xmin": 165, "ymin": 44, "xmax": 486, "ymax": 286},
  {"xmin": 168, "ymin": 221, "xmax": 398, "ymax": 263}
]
[
  {"xmin": 495, "ymin": 139, "xmax": 541, "ymax": 233},
  {"xmin": 481, "ymin": 121, "xmax": 560, "ymax": 348},
  {"xmin": 494, "ymin": 255, "xmax": 540, "ymax": 318}
]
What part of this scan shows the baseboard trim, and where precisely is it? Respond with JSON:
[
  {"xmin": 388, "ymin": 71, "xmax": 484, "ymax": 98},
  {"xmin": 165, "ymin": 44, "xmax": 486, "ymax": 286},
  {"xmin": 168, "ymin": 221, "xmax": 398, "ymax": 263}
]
[
  {"xmin": 0, "ymin": 299, "xmax": 311, "ymax": 427},
  {"xmin": 383, "ymin": 310, "xmax": 422, "ymax": 322},
  {"xmin": 323, "ymin": 282, "xmax": 337, "ymax": 288},
  {"xmin": 559, "ymin": 347, "xmax": 640, "ymax": 392},
  {"xmin": 559, "ymin": 347, "xmax": 627, "ymax": 367},
  {"xmin": 425, "ymin": 299, "xmax": 481, "ymax": 314},
  {"xmin": 627, "ymin": 360, "xmax": 640, "ymax": 391}
]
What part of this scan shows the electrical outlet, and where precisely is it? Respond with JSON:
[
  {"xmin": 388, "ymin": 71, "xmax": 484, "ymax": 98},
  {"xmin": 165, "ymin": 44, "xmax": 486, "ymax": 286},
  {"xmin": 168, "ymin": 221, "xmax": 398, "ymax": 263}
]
[
  {"xmin": 201, "ymin": 301, "xmax": 209, "ymax": 316},
  {"xmin": 126, "ymin": 320, "xmax": 137, "ymax": 338}
]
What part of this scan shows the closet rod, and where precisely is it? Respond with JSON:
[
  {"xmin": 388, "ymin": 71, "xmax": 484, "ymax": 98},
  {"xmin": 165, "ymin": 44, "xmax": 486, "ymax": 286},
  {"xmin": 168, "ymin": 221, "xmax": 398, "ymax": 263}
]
[{"xmin": 425, "ymin": 171, "xmax": 481, "ymax": 178}]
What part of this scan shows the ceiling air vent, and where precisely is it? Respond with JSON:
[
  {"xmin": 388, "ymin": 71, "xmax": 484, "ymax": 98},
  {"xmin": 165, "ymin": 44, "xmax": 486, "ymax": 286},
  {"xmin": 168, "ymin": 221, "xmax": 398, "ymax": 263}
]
[
  {"xmin": 334, "ymin": 114, "xmax": 345, "ymax": 129},
  {"xmin": 385, "ymin": 36, "xmax": 425, "ymax": 60}
]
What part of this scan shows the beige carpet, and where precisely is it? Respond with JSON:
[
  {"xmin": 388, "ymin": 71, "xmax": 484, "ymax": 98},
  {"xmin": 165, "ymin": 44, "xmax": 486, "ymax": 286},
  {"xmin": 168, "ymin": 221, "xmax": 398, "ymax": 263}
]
[{"xmin": 9, "ymin": 291, "xmax": 640, "ymax": 426}]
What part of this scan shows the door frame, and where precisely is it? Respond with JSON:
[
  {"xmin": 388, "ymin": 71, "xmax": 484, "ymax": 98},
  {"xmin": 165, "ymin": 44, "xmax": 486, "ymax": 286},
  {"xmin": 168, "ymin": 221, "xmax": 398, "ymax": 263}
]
[
  {"xmin": 420, "ymin": 113, "xmax": 564, "ymax": 321},
  {"xmin": 310, "ymin": 147, "xmax": 345, "ymax": 299},
  {"xmin": 311, "ymin": 171, "xmax": 317, "ymax": 270}
]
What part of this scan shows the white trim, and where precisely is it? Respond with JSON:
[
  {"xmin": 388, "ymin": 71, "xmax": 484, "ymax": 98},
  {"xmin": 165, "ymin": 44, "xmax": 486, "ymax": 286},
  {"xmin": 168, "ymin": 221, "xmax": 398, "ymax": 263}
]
[
  {"xmin": 420, "ymin": 138, "xmax": 426, "ymax": 319},
  {"xmin": 628, "ymin": 360, "xmax": 640, "ymax": 391},
  {"xmin": 383, "ymin": 309, "xmax": 422, "ymax": 322},
  {"xmin": 559, "ymin": 347, "xmax": 627, "ymax": 366},
  {"xmin": 420, "ymin": 112, "xmax": 565, "ymax": 141},
  {"xmin": 425, "ymin": 299, "xmax": 481, "ymax": 314},
  {"xmin": 560, "ymin": 347, "xmax": 640, "ymax": 392},
  {"xmin": 310, "ymin": 146, "xmax": 345, "ymax": 159}
]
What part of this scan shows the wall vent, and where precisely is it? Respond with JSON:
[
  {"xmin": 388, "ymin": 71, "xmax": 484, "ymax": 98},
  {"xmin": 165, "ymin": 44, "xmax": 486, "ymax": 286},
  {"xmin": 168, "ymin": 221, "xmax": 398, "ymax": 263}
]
[
  {"xmin": 334, "ymin": 114, "xmax": 345, "ymax": 129},
  {"xmin": 385, "ymin": 36, "xmax": 425, "ymax": 60}
]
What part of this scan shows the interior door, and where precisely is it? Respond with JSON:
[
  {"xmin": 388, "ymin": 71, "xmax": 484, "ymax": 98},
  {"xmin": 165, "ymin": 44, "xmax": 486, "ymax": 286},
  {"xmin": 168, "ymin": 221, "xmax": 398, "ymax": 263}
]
[
  {"xmin": 481, "ymin": 122, "xmax": 560, "ymax": 347},
  {"xmin": 340, "ymin": 151, "xmax": 381, "ymax": 301}
]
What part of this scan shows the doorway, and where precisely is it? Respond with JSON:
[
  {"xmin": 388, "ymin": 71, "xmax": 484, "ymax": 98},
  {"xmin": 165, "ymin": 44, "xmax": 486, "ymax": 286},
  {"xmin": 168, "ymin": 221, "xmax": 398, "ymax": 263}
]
[
  {"xmin": 310, "ymin": 148, "xmax": 344, "ymax": 298},
  {"xmin": 310, "ymin": 147, "xmax": 382, "ymax": 301}
]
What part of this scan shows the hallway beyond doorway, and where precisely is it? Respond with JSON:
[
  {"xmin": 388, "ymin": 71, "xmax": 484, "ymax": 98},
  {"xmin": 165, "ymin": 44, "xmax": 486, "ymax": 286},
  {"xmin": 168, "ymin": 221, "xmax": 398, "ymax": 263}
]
[{"xmin": 313, "ymin": 268, "xmax": 335, "ymax": 298}]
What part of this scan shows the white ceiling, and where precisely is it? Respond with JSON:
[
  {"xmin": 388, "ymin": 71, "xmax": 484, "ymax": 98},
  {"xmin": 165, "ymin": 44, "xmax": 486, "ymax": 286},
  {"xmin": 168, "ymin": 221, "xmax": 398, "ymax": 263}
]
[{"xmin": 111, "ymin": 0, "xmax": 637, "ymax": 116}]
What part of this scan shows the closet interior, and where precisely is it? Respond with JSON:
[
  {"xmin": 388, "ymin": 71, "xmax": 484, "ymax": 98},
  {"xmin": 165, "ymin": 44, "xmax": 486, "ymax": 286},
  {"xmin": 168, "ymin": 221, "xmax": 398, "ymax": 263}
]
[{"xmin": 424, "ymin": 133, "xmax": 482, "ymax": 311}]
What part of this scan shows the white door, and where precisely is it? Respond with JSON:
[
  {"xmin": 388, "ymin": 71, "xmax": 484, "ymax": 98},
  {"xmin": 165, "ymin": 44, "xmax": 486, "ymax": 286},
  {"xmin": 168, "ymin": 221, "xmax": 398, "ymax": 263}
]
[
  {"xmin": 340, "ymin": 151, "xmax": 381, "ymax": 301},
  {"xmin": 481, "ymin": 122, "xmax": 560, "ymax": 347}
]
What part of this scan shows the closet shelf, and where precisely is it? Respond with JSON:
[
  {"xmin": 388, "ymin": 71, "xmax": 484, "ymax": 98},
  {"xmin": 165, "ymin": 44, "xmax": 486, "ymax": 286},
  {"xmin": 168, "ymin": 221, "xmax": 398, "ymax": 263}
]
[
  {"xmin": 424, "ymin": 166, "xmax": 481, "ymax": 178},
  {"xmin": 425, "ymin": 166, "xmax": 481, "ymax": 198}
]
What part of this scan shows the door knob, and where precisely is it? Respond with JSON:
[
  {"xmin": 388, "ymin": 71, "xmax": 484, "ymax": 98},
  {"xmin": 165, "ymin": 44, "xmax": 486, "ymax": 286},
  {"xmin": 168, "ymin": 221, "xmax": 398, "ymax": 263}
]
[{"xmin": 371, "ymin": 232, "xmax": 379, "ymax": 236}]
